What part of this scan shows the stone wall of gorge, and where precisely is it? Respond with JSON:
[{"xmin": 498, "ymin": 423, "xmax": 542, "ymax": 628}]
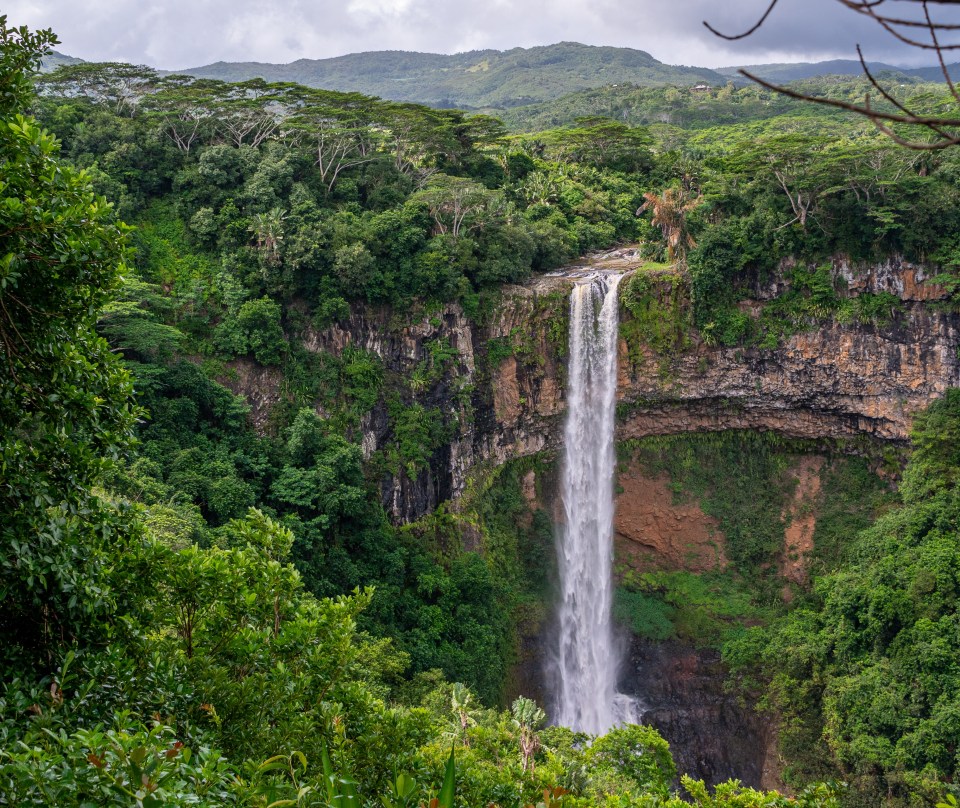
[{"xmin": 226, "ymin": 249, "xmax": 959, "ymax": 524}]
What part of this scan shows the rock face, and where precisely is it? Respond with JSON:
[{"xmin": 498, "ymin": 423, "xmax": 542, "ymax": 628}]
[
  {"xmin": 614, "ymin": 470, "xmax": 726, "ymax": 573},
  {"xmin": 301, "ymin": 304, "xmax": 480, "ymax": 522},
  {"xmin": 293, "ymin": 277, "xmax": 574, "ymax": 521},
  {"xmin": 780, "ymin": 456, "xmax": 825, "ymax": 588},
  {"xmin": 618, "ymin": 304, "xmax": 958, "ymax": 444},
  {"xmin": 224, "ymin": 248, "xmax": 958, "ymax": 528},
  {"xmin": 624, "ymin": 639, "xmax": 778, "ymax": 790},
  {"xmin": 229, "ymin": 250, "xmax": 958, "ymax": 523},
  {"xmin": 219, "ymin": 358, "xmax": 284, "ymax": 431},
  {"xmin": 616, "ymin": 255, "xmax": 958, "ymax": 446}
]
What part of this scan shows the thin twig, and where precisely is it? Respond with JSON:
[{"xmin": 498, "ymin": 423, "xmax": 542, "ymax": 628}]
[
  {"xmin": 839, "ymin": 0, "xmax": 960, "ymax": 49},
  {"xmin": 923, "ymin": 0, "xmax": 960, "ymax": 103},
  {"xmin": 855, "ymin": 45, "xmax": 959, "ymax": 139},
  {"xmin": 740, "ymin": 69, "xmax": 960, "ymax": 127},
  {"xmin": 703, "ymin": 0, "xmax": 781, "ymax": 40}
]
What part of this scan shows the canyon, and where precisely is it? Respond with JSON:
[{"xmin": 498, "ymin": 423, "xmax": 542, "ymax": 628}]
[{"xmin": 223, "ymin": 248, "xmax": 958, "ymax": 786}]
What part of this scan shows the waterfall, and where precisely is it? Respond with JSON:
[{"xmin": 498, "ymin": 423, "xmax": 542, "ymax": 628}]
[{"xmin": 550, "ymin": 271, "xmax": 638, "ymax": 735}]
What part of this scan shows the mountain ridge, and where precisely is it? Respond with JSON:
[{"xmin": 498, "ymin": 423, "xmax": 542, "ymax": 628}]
[
  {"xmin": 42, "ymin": 43, "xmax": 960, "ymax": 110},
  {"xmin": 174, "ymin": 42, "xmax": 723, "ymax": 108},
  {"xmin": 717, "ymin": 58, "xmax": 960, "ymax": 83}
]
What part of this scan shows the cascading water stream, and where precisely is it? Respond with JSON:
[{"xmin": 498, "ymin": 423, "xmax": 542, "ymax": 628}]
[{"xmin": 550, "ymin": 271, "xmax": 639, "ymax": 735}]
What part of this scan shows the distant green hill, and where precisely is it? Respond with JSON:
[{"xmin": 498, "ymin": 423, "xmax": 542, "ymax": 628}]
[
  {"xmin": 497, "ymin": 74, "xmax": 953, "ymax": 133},
  {"xmin": 902, "ymin": 62, "xmax": 960, "ymax": 82},
  {"xmin": 40, "ymin": 43, "xmax": 959, "ymax": 114},
  {"xmin": 178, "ymin": 42, "xmax": 725, "ymax": 108},
  {"xmin": 39, "ymin": 50, "xmax": 85, "ymax": 72},
  {"xmin": 496, "ymin": 82, "xmax": 807, "ymax": 132},
  {"xmin": 716, "ymin": 59, "xmax": 960, "ymax": 83}
]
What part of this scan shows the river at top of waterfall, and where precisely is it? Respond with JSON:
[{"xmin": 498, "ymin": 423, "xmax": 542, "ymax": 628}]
[{"xmin": 549, "ymin": 271, "xmax": 640, "ymax": 735}]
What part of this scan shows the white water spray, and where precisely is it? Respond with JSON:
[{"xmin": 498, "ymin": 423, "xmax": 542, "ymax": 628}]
[{"xmin": 550, "ymin": 271, "xmax": 639, "ymax": 735}]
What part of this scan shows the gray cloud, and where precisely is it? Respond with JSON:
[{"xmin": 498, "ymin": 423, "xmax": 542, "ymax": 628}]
[{"xmin": 5, "ymin": 0, "xmax": 957, "ymax": 69}]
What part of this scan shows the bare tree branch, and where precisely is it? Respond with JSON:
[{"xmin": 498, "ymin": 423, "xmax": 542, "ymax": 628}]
[
  {"xmin": 703, "ymin": 0, "xmax": 960, "ymax": 151},
  {"xmin": 923, "ymin": 0, "xmax": 960, "ymax": 101},
  {"xmin": 703, "ymin": 0, "xmax": 782, "ymax": 40},
  {"xmin": 707, "ymin": 0, "xmax": 960, "ymax": 149}
]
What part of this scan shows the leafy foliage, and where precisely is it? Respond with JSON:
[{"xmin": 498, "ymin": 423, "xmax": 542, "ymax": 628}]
[
  {"xmin": 6, "ymin": 12, "xmax": 960, "ymax": 808},
  {"xmin": 0, "ymin": 16, "xmax": 140, "ymax": 668},
  {"xmin": 727, "ymin": 391, "xmax": 960, "ymax": 805}
]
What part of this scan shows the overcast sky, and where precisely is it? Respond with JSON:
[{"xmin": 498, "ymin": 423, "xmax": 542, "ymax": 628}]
[{"xmin": 6, "ymin": 0, "xmax": 958, "ymax": 70}]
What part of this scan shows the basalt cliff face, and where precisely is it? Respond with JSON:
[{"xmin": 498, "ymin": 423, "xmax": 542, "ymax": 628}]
[
  {"xmin": 618, "ymin": 258, "xmax": 958, "ymax": 445},
  {"xmin": 624, "ymin": 638, "xmax": 782, "ymax": 791},
  {"xmin": 281, "ymin": 251, "xmax": 958, "ymax": 524}
]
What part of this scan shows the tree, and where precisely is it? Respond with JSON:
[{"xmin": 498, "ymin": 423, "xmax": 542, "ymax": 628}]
[
  {"xmin": 287, "ymin": 103, "xmax": 381, "ymax": 196},
  {"xmin": 380, "ymin": 103, "xmax": 460, "ymax": 175},
  {"xmin": 249, "ymin": 207, "xmax": 287, "ymax": 264},
  {"xmin": 142, "ymin": 75, "xmax": 224, "ymax": 153},
  {"xmin": 727, "ymin": 132, "xmax": 873, "ymax": 231},
  {"xmin": 586, "ymin": 725, "xmax": 676, "ymax": 799},
  {"xmin": 210, "ymin": 80, "xmax": 290, "ymax": 148},
  {"xmin": 510, "ymin": 697, "xmax": 546, "ymax": 774},
  {"xmin": 449, "ymin": 682, "xmax": 477, "ymax": 747},
  {"xmin": 538, "ymin": 117, "xmax": 653, "ymax": 173},
  {"xmin": 37, "ymin": 61, "xmax": 158, "ymax": 116},
  {"xmin": 639, "ymin": 185, "xmax": 701, "ymax": 262},
  {"xmin": 235, "ymin": 296, "xmax": 286, "ymax": 364},
  {"xmin": 412, "ymin": 176, "xmax": 500, "ymax": 239},
  {"xmin": 706, "ymin": 0, "xmax": 960, "ymax": 149},
  {"xmin": 0, "ymin": 16, "xmax": 139, "ymax": 666}
]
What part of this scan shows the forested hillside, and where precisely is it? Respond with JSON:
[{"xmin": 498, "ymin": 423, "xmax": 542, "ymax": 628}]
[
  {"xmin": 5, "ymin": 12, "xmax": 960, "ymax": 807},
  {"xmin": 177, "ymin": 42, "xmax": 724, "ymax": 109},
  {"xmin": 496, "ymin": 76, "xmax": 954, "ymax": 133},
  {"xmin": 714, "ymin": 59, "xmax": 960, "ymax": 83}
]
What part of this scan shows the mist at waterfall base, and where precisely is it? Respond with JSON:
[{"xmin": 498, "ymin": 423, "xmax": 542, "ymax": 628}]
[{"xmin": 547, "ymin": 271, "xmax": 641, "ymax": 735}]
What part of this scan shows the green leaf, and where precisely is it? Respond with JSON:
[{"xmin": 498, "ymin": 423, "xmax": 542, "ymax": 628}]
[
  {"xmin": 437, "ymin": 746, "xmax": 455, "ymax": 808},
  {"xmin": 256, "ymin": 755, "xmax": 291, "ymax": 774}
]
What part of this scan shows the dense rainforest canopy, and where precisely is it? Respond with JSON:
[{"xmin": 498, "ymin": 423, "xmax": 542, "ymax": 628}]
[{"xmin": 3, "ymin": 12, "xmax": 960, "ymax": 807}]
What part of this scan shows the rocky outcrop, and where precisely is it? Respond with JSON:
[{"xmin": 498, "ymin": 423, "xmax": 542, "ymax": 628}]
[
  {"xmin": 780, "ymin": 456, "xmax": 825, "ymax": 589},
  {"xmin": 478, "ymin": 254, "xmax": 955, "ymax": 524},
  {"xmin": 302, "ymin": 304, "xmax": 479, "ymax": 522},
  {"xmin": 619, "ymin": 304, "xmax": 958, "ymax": 444},
  {"xmin": 219, "ymin": 358, "xmax": 284, "ymax": 431},
  {"xmin": 486, "ymin": 256, "xmax": 957, "ymax": 509},
  {"xmin": 293, "ymin": 279, "xmax": 573, "ymax": 521}
]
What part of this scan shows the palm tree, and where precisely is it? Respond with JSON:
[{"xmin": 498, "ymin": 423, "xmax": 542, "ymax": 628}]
[
  {"xmin": 638, "ymin": 186, "xmax": 700, "ymax": 264},
  {"xmin": 511, "ymin": 697, "xmax": 546, "ymax": 774},
  {"xmin": 249, "ymin": 207, "xmax": 287, "ymax": 264},
  {"xmin": 450, "ymin": 682, "xmax": 477, "ymax": 747}
]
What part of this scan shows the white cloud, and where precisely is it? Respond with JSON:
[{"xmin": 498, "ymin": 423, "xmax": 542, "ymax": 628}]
[
  {"xmin": 347, "ymin": 0, "xmax": 416, "ymax": 18},
  {"xmin": 4, "ymin": 0, "xmax": 951, "ymax": 69}
]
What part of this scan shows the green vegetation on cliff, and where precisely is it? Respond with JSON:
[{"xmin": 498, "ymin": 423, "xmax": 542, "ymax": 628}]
[
  {"xmin": 613, "ymin": 433, "xmax": 894, "ymax": 648},
  {"xmin": 725, "ymin": 392, "xmax": 960, "ymax": 805}
]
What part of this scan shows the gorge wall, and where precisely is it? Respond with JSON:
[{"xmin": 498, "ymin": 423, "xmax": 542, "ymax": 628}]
[{"xmin": 274, "ymin": 250, "xmax": 959, "ymax": 524}]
